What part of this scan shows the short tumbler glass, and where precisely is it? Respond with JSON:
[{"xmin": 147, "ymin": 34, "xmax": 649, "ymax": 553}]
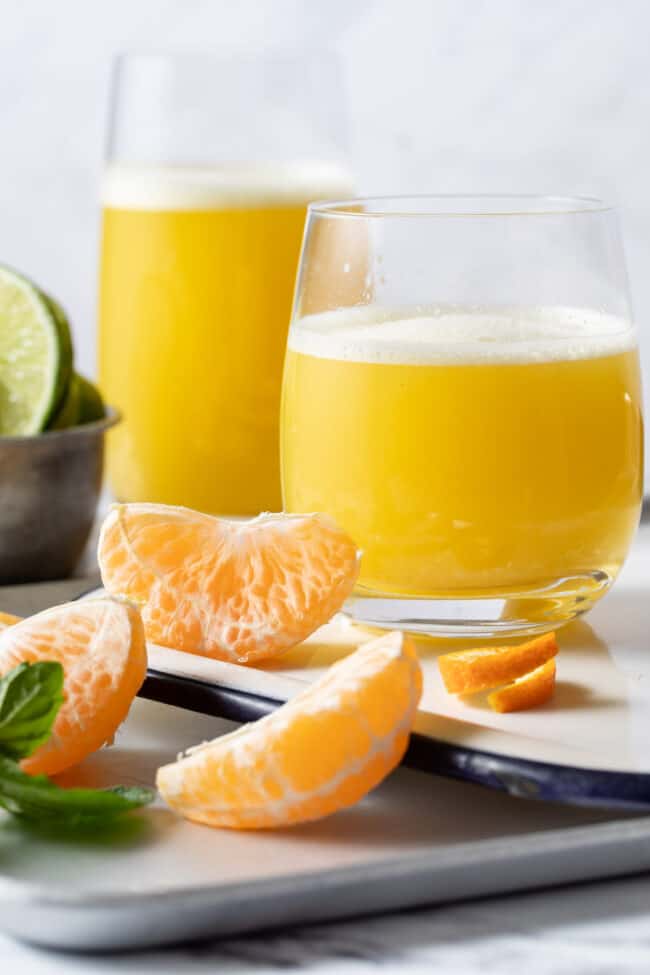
[{"xmin": 281, "ymin": 195, "xmax": 644, "ymax": 638}]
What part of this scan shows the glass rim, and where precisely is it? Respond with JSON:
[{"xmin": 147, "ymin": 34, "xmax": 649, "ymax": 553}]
[{"xmin": 308, "ymin": 194, "xmax": 614, "ymax": 218}]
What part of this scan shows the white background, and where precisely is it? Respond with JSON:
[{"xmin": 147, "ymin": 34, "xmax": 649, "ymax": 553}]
[{"xmin": 1, "ymin": 0, "xmax": 648, "ymax": 477}]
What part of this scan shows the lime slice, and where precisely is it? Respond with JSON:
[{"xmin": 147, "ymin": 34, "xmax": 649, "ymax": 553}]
[
  {"xmin": 49, "ymin": 373, "xmax": 81, "ymax": 429},
  {"xmin": 0, "ymin": 267, "xmax": 73, "ymax": 435},
  {"xmin": 41, "ymin": 291, "xmax": 73, "ymax": 411},
  {"xmin": 77, "ymin": 374, "xmax": 105, "ymax": 423}
]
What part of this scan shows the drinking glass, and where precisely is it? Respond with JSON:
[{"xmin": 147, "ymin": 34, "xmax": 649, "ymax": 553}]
[
  {"xmin": 281, "ymin": 195, "xmax": 644, "ymax": 637},
  {"xmin": 98, "ymin": 52, "xmax": 352, "ymax": 514}
]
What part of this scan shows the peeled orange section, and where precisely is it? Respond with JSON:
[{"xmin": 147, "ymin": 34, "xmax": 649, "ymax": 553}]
[
  {"xmin": 98, "ymin": 503, "xmax": 360, "ymax": 664},
  {"xmin": 157, "ymin": 631, "xmax": 422, "ymax": 829},
  {"xmin": 437, "ymin": 633, "xmax": 558, "ymax": 695},
  {"xmin": 0, "ymin": 597, "xmax": 146, "ymax": 776},
  {"xmin": 488, "ymin": 659, "xmax": 556, "ymax": 713},
  {"xmin": 0, "ymin": 611, "xmax": 21, "ymax": 629}
]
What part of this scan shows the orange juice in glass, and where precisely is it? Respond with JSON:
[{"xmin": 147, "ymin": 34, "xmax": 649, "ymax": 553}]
[
  {"xmin": 98, "ymin": 53, "xmax": 351, "ymax": 514},
  {"xmin": 281, "ymin": 196, "xmax": 644, "ymax": 638}
]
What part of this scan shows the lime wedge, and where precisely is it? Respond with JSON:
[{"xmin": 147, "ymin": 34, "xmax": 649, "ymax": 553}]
[
  {"xmin": 77, "ymin": 375, "xmax": 105, "ymax": 423},
  {"xmin": 0, "ymin": 267, "xmax": 73, "ymax": 435},
  {"xmin": 48, "ymin": 373, "xmax": 105, "ymax": 430},
  {"xmin": 49, "ymin": 373, "xmax": 81, "ymax": 429}
]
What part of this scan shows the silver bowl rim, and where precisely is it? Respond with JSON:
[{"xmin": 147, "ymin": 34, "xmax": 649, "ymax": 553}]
[{"xmin": 0, "ymin": 406, "xmax": 121, "ymax": 445}]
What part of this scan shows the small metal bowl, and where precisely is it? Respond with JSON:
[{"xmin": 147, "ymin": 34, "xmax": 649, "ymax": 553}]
[{"xmin": 0, "ymin": 408, "xmax": 119, "ymax": 584}]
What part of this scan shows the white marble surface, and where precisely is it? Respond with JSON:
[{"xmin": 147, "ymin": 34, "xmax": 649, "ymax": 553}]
[
  {"xmin": 3, "ymin": 871, "xmax": 650, "ymax": 973},
  {"xmin": 0, "ymin": 0, "xmax": 649, "ymax": 486}
]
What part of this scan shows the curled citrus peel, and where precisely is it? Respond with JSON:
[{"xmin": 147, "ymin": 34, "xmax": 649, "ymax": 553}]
[
  {"xmin": 438, "ymin": 633, "xmax": 558, "ymax": 696},
  {"xmin": 488, "ymin": 658, "xmax": 556, "ymax": 713},
  {"xmin": 437, "ymin": 633, "xmax": 559, "ymax": 713}
]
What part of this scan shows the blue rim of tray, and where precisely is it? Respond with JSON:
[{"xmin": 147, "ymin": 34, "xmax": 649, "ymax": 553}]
[{"xmin": 139, "ymin": 667, "xmax": 650, "ymax": 811}]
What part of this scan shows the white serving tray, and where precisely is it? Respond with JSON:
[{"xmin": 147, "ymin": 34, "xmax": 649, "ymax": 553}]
[{"xmin": 1, "ymin": 695, "xmax": 649, "ymax": 952}]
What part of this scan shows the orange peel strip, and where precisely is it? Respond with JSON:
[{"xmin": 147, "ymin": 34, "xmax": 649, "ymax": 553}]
[
  {"xmin": 437, "ymin": 632, "xmax": 558, "ymax": 695},
  {"xmin": 488, "ymin": 658, "xmax": 556, "ymax": 713}
]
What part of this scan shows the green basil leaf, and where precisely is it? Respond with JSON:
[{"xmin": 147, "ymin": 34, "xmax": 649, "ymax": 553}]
[
  {"xmin": 0, "ymin": 757, "xmax": 154, "ymax": 825},
  {"xmin": 0, "ymin": 661, "xmax": 64, "ymax": 760}
]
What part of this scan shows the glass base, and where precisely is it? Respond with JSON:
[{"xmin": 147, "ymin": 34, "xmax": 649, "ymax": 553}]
[{"xmin": 344, "ymin": 571, "xmax": 612, "ymax": 640}]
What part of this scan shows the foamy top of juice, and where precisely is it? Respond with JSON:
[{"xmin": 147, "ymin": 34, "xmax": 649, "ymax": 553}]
[
  {"xmin": 288, "ymin": 306, "xmax": 637, "ymax": 365},
  {"xmin": 102, "ymin": 161, "xmax": 353, "ymax": 210}
]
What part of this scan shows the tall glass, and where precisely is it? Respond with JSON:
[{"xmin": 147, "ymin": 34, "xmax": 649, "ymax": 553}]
[
  {"xmin": 98, "ymin": 52, "xmax": 352, "ymax": 514},
  {"xmin": 281, "ymin": 196, "xmax": 644, "ymax": 637}
]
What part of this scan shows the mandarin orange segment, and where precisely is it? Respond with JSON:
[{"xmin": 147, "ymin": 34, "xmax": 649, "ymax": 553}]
[
  {"xmin": 488, "ymin": 659, "xmax": 556, "ymax": 713},
  {"xmin": 0, "ymin": 611, "xmax": 21, "ymax": 628},
  {"xmin": 437, "ymin": 632, "xmax": 558, "ymax": 695},
  {"xmin": 98, "ymin": 503, "xmax": 360, "ymax": 665},
  {"xmin": 156, "ymin": 631, "xmax": 422, "ymax": 829},
  {"xmin": 0, "ymin": 597, "xmax": 146, "ymax": 776}
]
